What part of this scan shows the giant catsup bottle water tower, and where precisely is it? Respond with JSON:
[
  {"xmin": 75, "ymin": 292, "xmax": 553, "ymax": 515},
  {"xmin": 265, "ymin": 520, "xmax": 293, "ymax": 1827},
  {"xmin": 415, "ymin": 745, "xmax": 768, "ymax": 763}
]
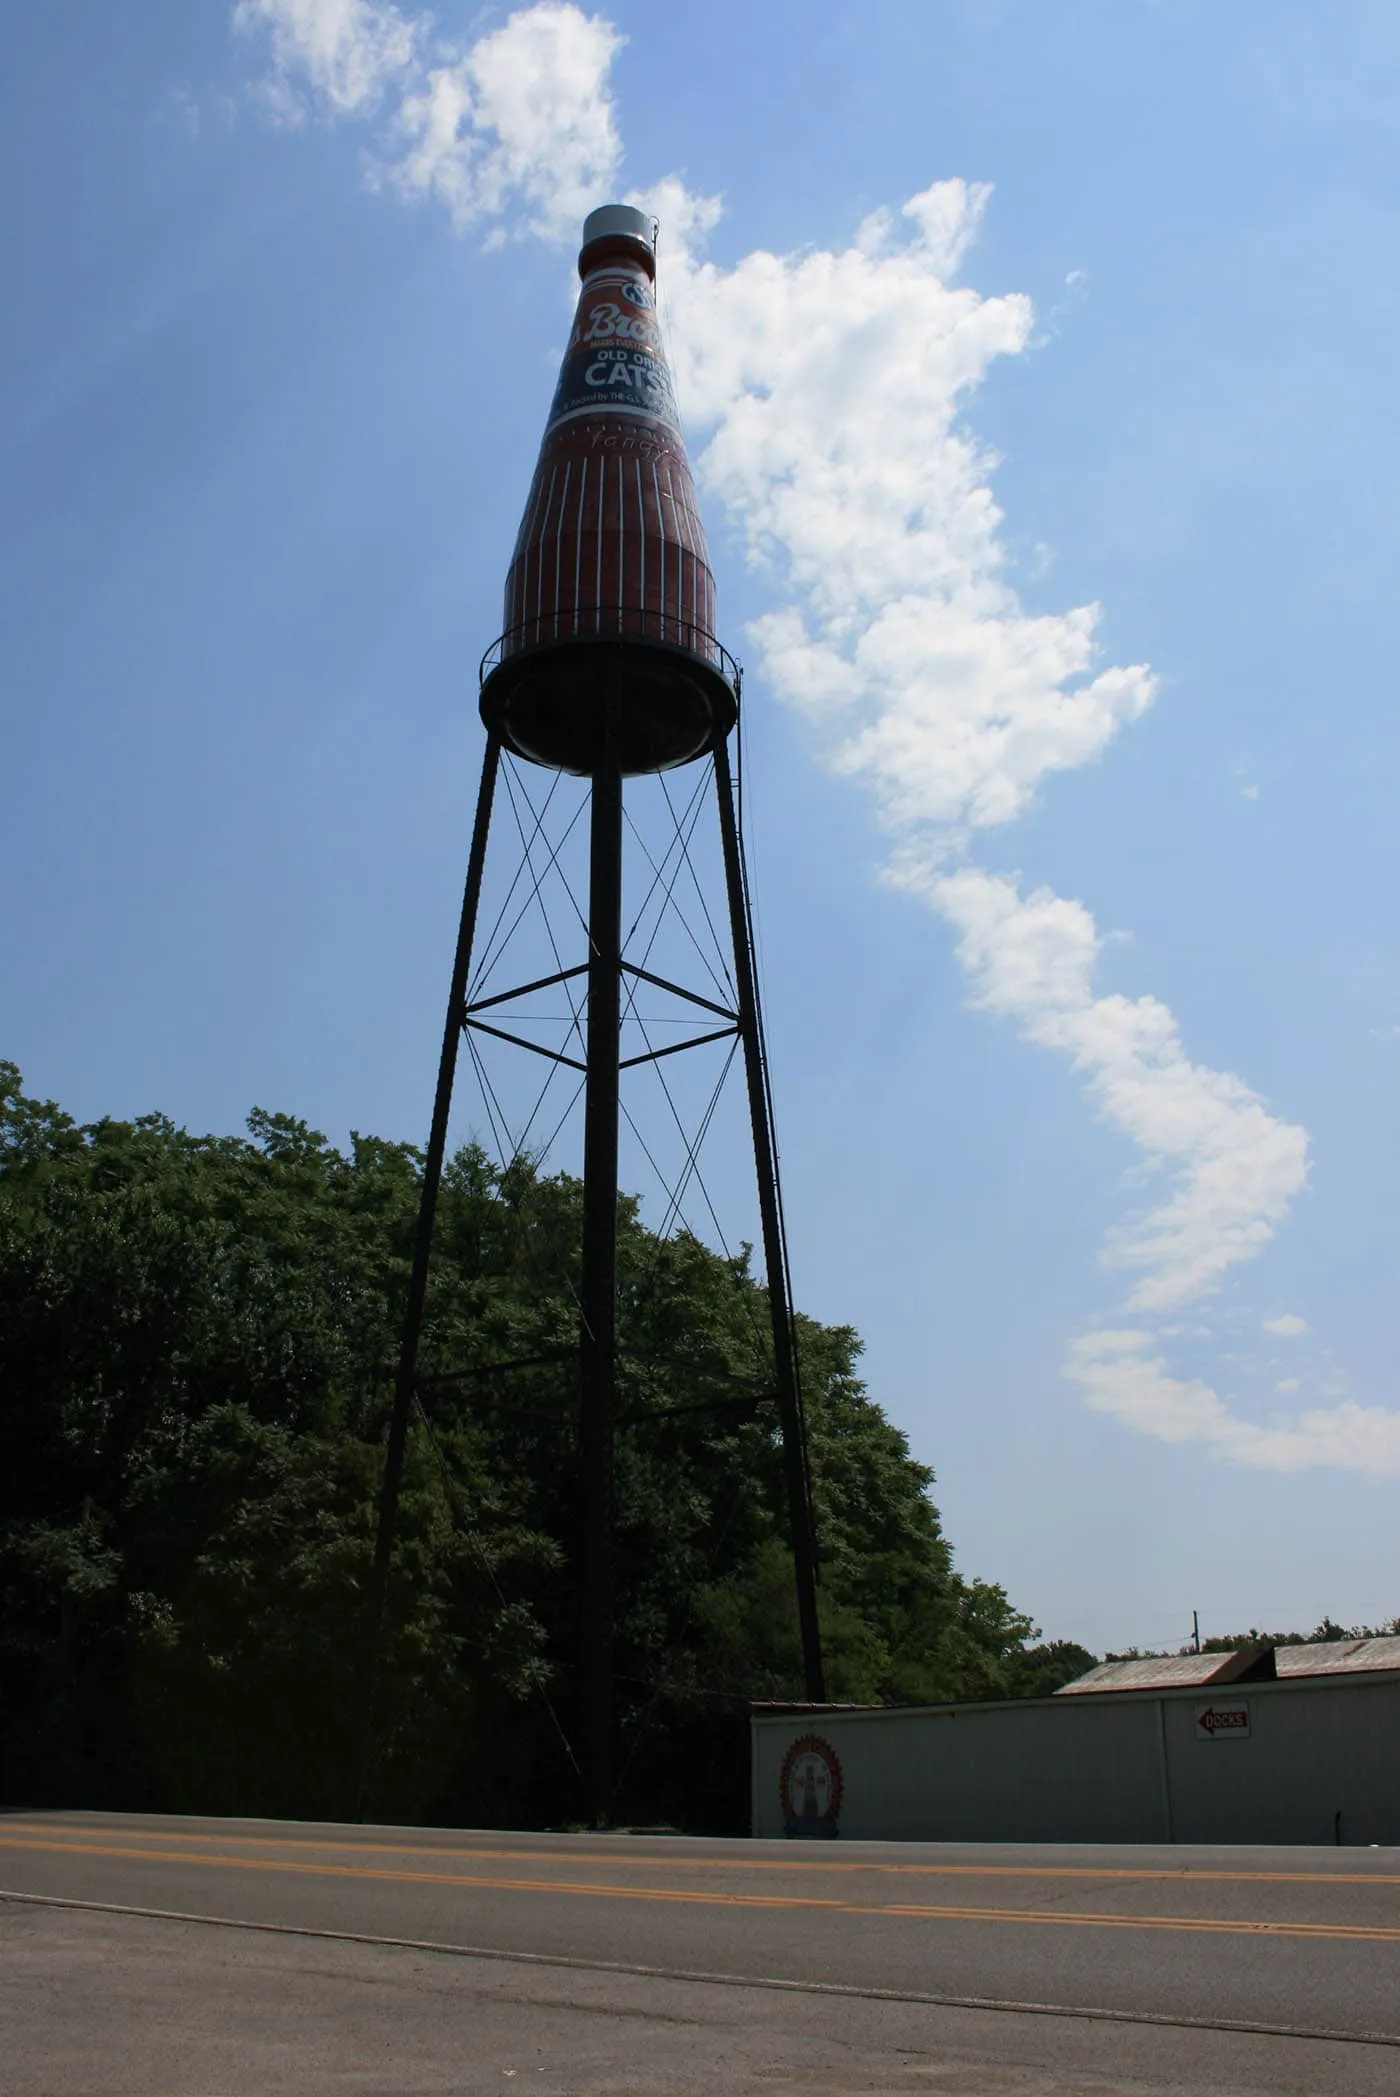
[
  {"xmin": 483, "ymin": 202, "xmax": 735, "ymax": 774},
  {"xmin": 368, "ymin": 206, "xmax": 824, "ymax": 1826}
]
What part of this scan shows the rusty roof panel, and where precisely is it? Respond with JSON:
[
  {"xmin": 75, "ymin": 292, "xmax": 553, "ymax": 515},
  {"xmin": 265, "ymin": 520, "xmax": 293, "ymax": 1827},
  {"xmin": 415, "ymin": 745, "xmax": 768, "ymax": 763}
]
[
  {"xmin": 1058, "ymin": 1636, "xmax": 1400, "ymax": 1694},
  {"xmin": 1274, "ymin": 1636, "xmax": 1400, "ymax": 1677},
  {"xmin": 1056, "ymin": 1651, "xmax": 1250, "ymax": 1695}
]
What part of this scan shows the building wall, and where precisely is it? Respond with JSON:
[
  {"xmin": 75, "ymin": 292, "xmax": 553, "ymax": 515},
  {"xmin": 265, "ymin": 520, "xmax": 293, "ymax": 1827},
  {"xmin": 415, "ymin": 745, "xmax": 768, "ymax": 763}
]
[
  {"xmin": 1160, "ymin": 1676, "xmax": 1399, "ymax": 1846},
  {"xmin": 751, "ymin": 1674, "xmax": 1400, "ymax": 1845}
]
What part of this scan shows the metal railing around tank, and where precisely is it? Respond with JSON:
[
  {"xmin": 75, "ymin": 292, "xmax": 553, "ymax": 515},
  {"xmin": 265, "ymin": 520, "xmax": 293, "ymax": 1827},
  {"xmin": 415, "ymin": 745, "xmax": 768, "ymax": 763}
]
[{"xmin": 480, "ymin": 607, "xmax": 741, "ymax": 695}]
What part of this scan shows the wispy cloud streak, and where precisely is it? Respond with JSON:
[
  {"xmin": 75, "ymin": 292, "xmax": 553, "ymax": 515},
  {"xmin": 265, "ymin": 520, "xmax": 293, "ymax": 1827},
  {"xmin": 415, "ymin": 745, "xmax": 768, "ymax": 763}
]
[
  {"xmin": 925, "ymin": 867, "xmax": 1308, "ymax": 1313},
  {"xmin": 650, "ymin": 188, "xmax": 1309, "ymax": 1301},
  {"xmin": 1067, "ymin": 1331, "xmax": 1400, "ymax": 1475}
]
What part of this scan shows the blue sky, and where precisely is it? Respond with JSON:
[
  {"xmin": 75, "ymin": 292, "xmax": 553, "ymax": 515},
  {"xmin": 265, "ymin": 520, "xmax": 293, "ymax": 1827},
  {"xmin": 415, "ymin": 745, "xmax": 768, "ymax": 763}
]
[{"xmin": 5, "ymin": 2, "xmax": 1399, "ymax": 1652}]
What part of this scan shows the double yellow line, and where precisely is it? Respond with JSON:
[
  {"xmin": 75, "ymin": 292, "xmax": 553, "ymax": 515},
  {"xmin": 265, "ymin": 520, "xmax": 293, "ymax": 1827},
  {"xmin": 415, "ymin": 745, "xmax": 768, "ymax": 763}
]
[
  {"xmin": 3, "ymin": 1832, "xmax": 1398, "ymax": 1944},
  {"xmin": 7, "ymin": 1821, "xmax": 1399, "ymax": 1885}
]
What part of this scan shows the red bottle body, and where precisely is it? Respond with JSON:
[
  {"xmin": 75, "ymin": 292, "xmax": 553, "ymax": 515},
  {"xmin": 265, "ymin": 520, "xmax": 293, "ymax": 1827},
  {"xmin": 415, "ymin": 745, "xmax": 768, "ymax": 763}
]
[
  {"xmin": 502, "ymin": 241, "xmax": 718, "ymax": 661},
  {"xmin": 482, "ymin": 211, "xmax": 734, "ymax": 775}
]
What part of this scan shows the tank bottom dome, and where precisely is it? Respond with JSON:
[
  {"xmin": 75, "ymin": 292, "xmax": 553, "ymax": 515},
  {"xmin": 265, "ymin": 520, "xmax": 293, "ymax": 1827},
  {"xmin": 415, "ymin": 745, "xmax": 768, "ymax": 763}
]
[{"xmin": 479, "ymin": 634, "xmax": 738, "ymax": 776}]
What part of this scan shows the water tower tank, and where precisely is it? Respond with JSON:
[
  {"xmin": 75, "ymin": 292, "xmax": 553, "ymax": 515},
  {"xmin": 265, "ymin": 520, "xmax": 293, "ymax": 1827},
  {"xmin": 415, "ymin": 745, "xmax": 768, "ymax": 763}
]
[{"xmin": 479, "ymin": 204, "xmax": 737, "ymax": 776}]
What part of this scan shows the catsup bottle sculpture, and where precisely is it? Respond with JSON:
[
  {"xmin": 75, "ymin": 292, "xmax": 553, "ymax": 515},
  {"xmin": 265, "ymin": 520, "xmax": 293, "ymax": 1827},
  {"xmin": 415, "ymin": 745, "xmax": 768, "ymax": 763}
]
[{"xmin": 479, "ymin": 204, "xmax": 736, "ymax": 777}]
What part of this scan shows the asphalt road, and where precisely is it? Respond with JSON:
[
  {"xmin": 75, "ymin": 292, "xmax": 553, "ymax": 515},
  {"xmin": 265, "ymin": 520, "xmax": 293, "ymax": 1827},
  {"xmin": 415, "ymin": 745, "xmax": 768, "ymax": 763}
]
[{"xmin": 3, "ymin": 1810, "xmax": 1398, "ymax": 2094}]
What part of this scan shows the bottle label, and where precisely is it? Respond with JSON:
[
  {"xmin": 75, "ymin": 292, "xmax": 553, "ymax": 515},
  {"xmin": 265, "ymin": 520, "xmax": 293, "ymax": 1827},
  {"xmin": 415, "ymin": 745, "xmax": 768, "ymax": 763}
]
[{"xmin": 544, "ymin": 268, "xmax": 681, "ymax": 435}]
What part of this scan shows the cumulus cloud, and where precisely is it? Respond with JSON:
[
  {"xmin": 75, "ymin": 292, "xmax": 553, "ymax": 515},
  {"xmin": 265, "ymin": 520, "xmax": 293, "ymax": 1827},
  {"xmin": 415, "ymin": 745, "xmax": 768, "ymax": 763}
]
[
  {"xmin": 384, "ymin": 5, "xmax": 623, "ymax": 241},
  {"xmin": 651, "ymin": 181, "xmax": 1156, "ymax": 834},
  {"xmin": 233, "ymin": 0, "xmax": 418, "ymax": 118},
  {"xmin": 1264, "ymin": 1312, "xmax": 1309, "ymax": 1336},
  {"xmin": 234, "ymin": 0, "xmax": 621, "ymax": 239}
]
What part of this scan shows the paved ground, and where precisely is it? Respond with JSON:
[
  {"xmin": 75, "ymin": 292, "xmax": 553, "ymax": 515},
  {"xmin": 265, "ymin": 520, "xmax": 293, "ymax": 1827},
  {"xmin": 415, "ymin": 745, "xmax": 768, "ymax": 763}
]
[{"xmin": 2, "ymin": 1812, "xmax": 1398, "ymax": 2094}]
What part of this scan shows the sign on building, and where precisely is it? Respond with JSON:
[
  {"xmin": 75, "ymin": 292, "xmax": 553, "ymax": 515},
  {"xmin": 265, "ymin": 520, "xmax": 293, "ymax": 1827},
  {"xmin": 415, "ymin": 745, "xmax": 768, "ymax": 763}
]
[
  {"xmin": 780, "ymin": 1734, "xmax": 843, "ymax": 1837},
  {"xmin": 1194, "ymin": 1700, "xmax": 1250, "ymax": 1741}
]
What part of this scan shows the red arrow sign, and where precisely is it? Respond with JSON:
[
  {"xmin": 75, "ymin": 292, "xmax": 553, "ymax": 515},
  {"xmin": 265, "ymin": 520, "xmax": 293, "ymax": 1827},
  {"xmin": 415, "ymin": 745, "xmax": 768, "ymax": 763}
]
[{"xmin": 1195, "ymin": 1701, "xmax": 1250, "ymax": 1739}]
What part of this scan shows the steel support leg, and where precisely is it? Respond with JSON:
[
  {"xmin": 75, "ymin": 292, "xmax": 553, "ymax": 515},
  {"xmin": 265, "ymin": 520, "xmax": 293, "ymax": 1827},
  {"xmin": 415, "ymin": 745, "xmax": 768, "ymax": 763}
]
[
  {"xmin": 579, "ymin": 699, "xmax": 623, "ymax": 1825},
  {"xmin": 358, "ymin": 734, "xmax": 501, "ymax": 1809},
  {"xmin": 713, "ymin": 736, "xmax": 826, "ymax": 1703}
]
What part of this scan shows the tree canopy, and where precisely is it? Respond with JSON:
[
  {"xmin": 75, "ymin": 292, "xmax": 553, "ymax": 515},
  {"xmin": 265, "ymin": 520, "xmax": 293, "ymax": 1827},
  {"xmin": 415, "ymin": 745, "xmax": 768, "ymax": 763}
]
[{"xmin": 0, "ymin": 1061, "xmax": 1086, "ymax": 1830}]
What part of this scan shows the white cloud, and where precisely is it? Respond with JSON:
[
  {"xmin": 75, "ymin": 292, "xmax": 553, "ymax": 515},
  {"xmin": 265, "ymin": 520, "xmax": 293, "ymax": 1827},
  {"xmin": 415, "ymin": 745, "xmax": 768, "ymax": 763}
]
[
  {"xmin": 649, "ymin": 194, "xmax": 1307, "ymax": 1327},
  {"xmin": 233, "ymin": 1, "xmax": 621, "ymax": 239},
  {"xmin": 1067, "ymin": 1333, "xmax": 1400, "ymax": 1476},
  {"xmin": 653, "ymin": 181, "xmax": 1157, "ymax": 834},
  {"xmin": 1263, "ymin": 1312, "xmax": 1308, "ymax": 1336},
  {"xmin": 922, "ymin": 866, "xmax": 1309, "ymax": 1311},
  {"xmin": 646, "ymin": 182, "xmax": 1344, "ymax": 1468},
  {"xmin": 385, "ymin": 5, "xmax": 623, "ymax": 241},
  {"xmin": 233, "ymin": 0, "xmax": 417, "ymax": 119}
]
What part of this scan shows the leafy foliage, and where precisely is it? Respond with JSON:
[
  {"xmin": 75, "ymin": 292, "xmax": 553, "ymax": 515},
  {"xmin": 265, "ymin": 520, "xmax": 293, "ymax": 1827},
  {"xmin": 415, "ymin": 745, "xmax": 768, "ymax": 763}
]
[
  {"xmin": 1198, "ymin": 1618, "xmax": 1400, "ymax": 1652},
  {"xmin": 1104, "ymin": 1619, "xmax": 1400, "ymax": 1666},
  {"xmin": 1, "ymin": 1062, "xmax": 1064, "ymax": 1829},
  {"xmin": 1002, "ymin": 1638, "xmax": 1100, "ymax": 1698}
]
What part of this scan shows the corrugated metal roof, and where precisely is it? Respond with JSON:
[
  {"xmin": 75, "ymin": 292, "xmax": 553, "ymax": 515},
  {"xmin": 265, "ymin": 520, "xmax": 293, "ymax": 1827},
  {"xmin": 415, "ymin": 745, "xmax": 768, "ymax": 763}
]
[
  {"xmin": 1057, "ymin": 1646, "xmax": 1293, "ymax": 1695},
  {"xmin": 1275, "ymin": 1636, "xmax": 1400, "ymax": 1678},
  {"xmin": 1058, "ymin": 1635, "xmax": 1400, "ymax": 1695},
  {"xmin": 1056, "ymin": 1651, "xmax": 1254, "ymax": 1695}
]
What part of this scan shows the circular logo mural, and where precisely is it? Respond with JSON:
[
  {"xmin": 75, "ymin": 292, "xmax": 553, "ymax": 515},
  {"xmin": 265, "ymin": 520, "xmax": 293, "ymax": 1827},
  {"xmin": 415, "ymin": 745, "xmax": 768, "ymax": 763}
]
[{"xmin": 779, "ymin": 1733, "xmax": 843, "ymax": 1839}]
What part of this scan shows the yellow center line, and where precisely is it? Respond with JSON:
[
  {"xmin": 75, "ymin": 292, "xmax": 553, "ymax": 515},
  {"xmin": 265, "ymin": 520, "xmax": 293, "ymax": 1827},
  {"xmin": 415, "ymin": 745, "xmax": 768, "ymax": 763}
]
[
  {"xmin": 5, "ymin": 1823, "xmax": 1397, "ymax": 1888},
  {"xmin": 2, "ymin": 1835, "xmax": 1398, "ymax": 1945}
]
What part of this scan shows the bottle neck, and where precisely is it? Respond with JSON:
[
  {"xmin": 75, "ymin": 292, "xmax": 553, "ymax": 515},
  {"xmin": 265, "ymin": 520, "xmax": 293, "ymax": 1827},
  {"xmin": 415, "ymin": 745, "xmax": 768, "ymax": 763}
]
[{"xmin": 577, "ymin": 232, "xmax": 655, "ymax": 282}]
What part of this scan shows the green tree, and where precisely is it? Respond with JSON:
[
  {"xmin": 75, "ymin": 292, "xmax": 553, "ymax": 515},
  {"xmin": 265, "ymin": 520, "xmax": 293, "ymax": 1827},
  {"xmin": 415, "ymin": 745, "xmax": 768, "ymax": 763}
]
[
  {"xmin": 1004, "ymin": 1639, "xmax": 1100, "ymax": 1698},
  {"xmin": 0, "ymin": 1061, "xmax": 1061, "ymax": 1829}
]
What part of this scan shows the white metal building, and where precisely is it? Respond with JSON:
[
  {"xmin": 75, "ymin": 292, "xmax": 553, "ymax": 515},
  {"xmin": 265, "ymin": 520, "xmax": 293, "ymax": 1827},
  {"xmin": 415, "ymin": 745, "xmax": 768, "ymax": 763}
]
[{"xmin": 751, "ymin": 1639, "xmax": 1400, "ymax": 1845}]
